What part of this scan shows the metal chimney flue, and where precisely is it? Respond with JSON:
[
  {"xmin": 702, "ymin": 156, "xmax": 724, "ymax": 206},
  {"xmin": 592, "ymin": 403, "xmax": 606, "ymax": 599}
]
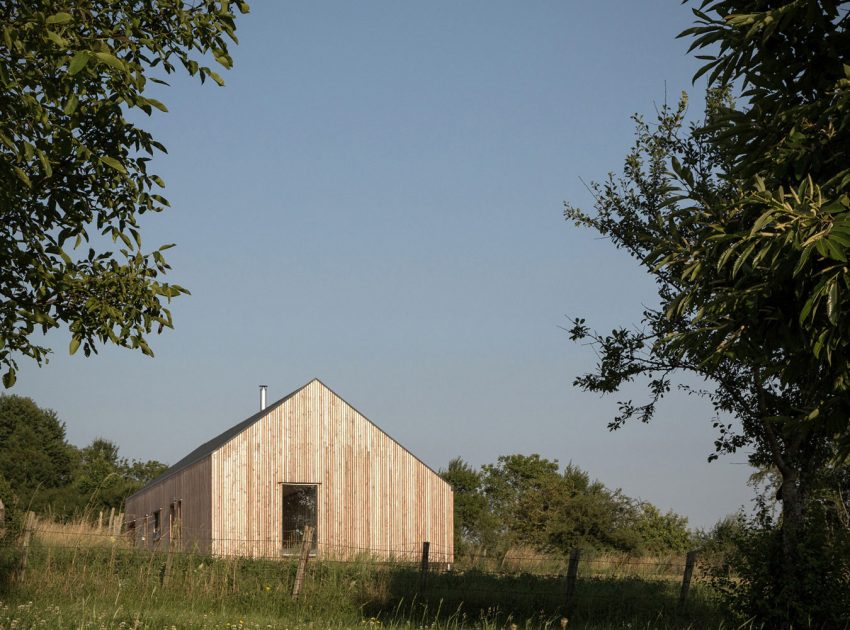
[{"xmin": 259, "ymin": 385, "xmax": 268, "ymax": 411}]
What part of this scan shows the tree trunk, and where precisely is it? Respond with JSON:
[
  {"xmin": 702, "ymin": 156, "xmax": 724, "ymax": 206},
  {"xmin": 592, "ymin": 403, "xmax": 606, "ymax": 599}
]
[{"xmin": 778, "ymin": 468, "xmax": 803, "ymax": 629}]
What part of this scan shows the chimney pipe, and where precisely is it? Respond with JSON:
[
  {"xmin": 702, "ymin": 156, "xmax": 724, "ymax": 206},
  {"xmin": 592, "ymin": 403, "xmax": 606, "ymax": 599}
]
[{"xmin": 259, "ymin": 385, "xmax": 267, "ymax": 411}]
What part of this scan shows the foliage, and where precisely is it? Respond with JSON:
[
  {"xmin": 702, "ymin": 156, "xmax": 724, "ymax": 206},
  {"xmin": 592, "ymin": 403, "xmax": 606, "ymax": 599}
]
[
  {"xmin": 693, "ymin": 512, "xmax": 748, "ymax": 560},
  {"xmin": 707, "ymin": 501, "xmax": 850, "ymax": 628},
  {"xmin": 628, "ymin": 503, "xmax": 691, "ymax": 554},
  {"xmin": 73, "ymin": 437, "xmax": 168, "ymax": 514},
  {"xmin": 0, "ymin": 472, "xmax": 21, "ymax": 540},
  {"xmin": 0, "ymin": 0, "xmax": 249, "ymax": 389},
  {"xmin": 0, "ymin": 394, "xmax": 75, "ymax": 503},
  {"xmin": 439, "ymin": 458, "xmax": 497, "ymax": 553},
  {"xmin": 441, "ymin": 454, "xmax": 691, "ymax": 555},
  {"xmin": 564, "ymin": 1, "xmax": 850, "ymax": 625},
  {"xmin": 0, "ymin": 395, "xmax": 165, "ymax": 517}
]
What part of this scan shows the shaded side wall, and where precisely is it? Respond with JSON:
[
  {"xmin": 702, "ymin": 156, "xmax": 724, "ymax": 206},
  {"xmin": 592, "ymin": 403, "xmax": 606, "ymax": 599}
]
[
  {"xmin": 124, "ymin": 455, "xmax": 212, "ymax": 553},
  {"xmin": 211, "ymin": 380, "xmax": 454, "ymax": 562}
]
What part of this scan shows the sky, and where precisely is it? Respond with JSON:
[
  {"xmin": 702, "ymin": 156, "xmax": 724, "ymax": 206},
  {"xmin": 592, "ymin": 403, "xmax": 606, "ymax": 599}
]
[{"xmin": 13, "ymin": 1, "xmax": 757, "ymax": 529}]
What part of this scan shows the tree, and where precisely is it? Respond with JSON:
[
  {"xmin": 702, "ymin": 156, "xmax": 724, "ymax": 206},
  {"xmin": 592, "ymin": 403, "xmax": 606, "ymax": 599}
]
[
  {"xmin": 0, "ymin": 0, "xmax": 249, "ymax": 388},
  {"xmin": 439, "ymin": 458, "xmax": 497, "ymax": 552},
  {"xmin": 565, "ymin": 2, "xmax": 850, "ymax": 624},
  {"xmin": 442, "ymin": 454, "xmax": 690, "ymax": 555},
  {"xmin": 481, "ymin": 454, "xmax": 564, "ymax": 550},
  {"xmin": 74, "ymin": 437, "xmax": 167, "ymax": 513},
  {"xmin": 0, "ymin": 395, "xmax": 166, "ymax": 517},
  {"xmin": 0, "ymin": 394, "xmax": 75, "ymax": 504},
  {"xmin": 0, "ymin": 471, "xmax": 21, "ymax": 539}
]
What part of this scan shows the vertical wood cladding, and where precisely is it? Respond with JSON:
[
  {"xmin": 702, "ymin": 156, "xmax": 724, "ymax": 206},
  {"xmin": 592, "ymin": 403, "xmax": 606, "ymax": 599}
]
[
  {"xmin": 124, "ymin": 456, "xmax": 211, "ymax": 552},
  {"xmin": 211, "ymin": 380, "xmax": 454, "ymax": 562}
]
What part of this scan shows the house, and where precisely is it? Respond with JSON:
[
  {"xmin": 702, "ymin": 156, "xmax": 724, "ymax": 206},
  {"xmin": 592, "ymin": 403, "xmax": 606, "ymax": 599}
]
[{"xmin": 124, "ymin": 378, "xmax": 454, "ymax": 562}]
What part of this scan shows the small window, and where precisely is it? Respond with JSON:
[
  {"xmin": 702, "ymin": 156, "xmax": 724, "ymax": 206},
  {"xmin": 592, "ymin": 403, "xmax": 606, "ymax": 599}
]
[
  {"xmin": 282, "ymin": 484, "xmax": 318, "ymax": 555},
  {"xmin": 152, "ymin": 509, "xmax": 161, "ymax": 542}
]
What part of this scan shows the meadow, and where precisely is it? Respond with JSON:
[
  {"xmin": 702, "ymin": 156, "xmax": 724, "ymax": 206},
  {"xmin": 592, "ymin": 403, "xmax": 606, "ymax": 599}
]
[{"xmin": 0, "ymin": 519, "xmax": 741, "ymax": 630}]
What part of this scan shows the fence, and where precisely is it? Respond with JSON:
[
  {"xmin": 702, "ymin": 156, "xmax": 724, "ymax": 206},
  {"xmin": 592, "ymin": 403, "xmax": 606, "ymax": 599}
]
[{"xmin": 5, "ymin": 512, "xmax": 717, "ymax": 624}]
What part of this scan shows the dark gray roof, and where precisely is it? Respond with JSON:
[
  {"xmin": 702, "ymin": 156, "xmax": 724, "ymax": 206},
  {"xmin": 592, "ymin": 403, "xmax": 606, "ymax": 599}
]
[{"xmin": 127, "ymin": 378, "xmax": 447, "ymax": 500}]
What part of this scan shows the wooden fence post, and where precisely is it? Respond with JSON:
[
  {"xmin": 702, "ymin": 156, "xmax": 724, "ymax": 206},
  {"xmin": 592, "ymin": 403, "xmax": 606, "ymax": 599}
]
[
  {"xmin": 291, "ymin": 525, "xmax": 314, "ymax": 599},
  {"xmin": 419, "ymin": 541, "xmax": 430, "ymax": 595},
  {"xmin": 162, "ymin": 514, "xmax": 176, "ymax": 586},
  {"xmin": 108, "ymin": 509, "xmax": 121, "ymax": 574},
  {"xmin": 679, "ymin": 550, "xmax": 698, "ymax": 609},
  {"xmin": 16, "ymin": 511, "xmax": 36, "ymax": 582},
  {"xmin": 565, "ymin": 549, "xmax": 581, "ymax": 616},
  {"xmin": 114, "ymin": 512, "xmax": 124, "ymax": 537}
]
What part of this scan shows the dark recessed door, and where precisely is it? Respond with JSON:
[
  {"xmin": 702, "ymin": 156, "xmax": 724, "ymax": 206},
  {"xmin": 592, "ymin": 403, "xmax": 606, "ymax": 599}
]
[{"xmin": 282, "ymin": 484, "xmax": 318, "ymax": 555}]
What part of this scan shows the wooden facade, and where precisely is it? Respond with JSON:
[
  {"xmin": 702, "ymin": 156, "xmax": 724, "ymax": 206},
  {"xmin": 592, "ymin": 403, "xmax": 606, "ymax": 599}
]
[
  {"xmin": 124, "ymin": 456, "xmax": 211, "ymax": 552},
  {"xmin": 125, "ymin": 379, "xmax": 453, "ymax": 563}
]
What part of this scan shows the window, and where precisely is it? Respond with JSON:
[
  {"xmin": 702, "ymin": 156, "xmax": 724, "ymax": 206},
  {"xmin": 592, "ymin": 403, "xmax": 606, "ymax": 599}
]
[
  {"xmin": 152, "ymin": 509, "xmax": 161, "ymax": 542},
  {"xmin": 281, "ymin": 484, "xmax": 318, "ymax": 555}
]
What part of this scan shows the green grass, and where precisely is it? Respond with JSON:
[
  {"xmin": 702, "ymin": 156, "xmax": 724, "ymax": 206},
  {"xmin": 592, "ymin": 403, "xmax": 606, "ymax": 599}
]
[{"xmin": 0, "ymin": 540, "xmax": 733, "ymax": 629}]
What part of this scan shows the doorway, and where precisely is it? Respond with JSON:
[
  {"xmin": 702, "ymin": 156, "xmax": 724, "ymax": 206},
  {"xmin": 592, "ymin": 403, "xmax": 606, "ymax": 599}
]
[{"xmin": 281, "ymin": 484, "xmax": 318, "ymax": 555}]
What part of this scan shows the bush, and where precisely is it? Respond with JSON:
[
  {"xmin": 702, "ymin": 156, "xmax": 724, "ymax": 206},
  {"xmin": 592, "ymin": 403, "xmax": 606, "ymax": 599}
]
[
  {"xmin": 711, "ymin": 502, "xmax": 850, "ymax": 629},
  {"xmin": 0, "ymin": 472, "xmax": 21, "ymax": 540}
]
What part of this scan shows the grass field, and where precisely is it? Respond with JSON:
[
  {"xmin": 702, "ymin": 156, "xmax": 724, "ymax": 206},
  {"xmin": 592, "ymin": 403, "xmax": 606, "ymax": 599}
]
[{"xmin": 0, "ymin": 519, "xmax": 740, "ymax": 630}]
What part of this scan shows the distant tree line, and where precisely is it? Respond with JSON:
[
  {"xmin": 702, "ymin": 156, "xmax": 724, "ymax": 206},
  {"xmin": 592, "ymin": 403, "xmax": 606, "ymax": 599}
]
[
  {"xmin": 0, "ymin": 395, "xmax": 167, "ymax": 527},
  {"xmin": 440, "ymin": 454, "xmax": 691, "ymax": 556}
]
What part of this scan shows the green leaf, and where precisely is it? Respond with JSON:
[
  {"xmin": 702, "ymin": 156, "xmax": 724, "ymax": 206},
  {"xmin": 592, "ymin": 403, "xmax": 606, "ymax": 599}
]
[
  {"xmin": 100, "ymin": 156, "xmax": 127, "ymax": 173},
  {"xmin": 63, "ymin": 94, "xmax": 79, "ymax": 115},
  {"xmin": 13, "ymin": 166, "xmax": 31, "ymax": 188},
  {"xmin": 46, "ymin": 31, "xmax": 67, "ymax": 47},
  {"xmin": 800, "ymin": 293, "xmax": 816, "ymax": 324},
  {"xmin": 145, "ymin": 98, "xmax": 168, "ymax": 112},
  {"xmin": 69, "ymin": 336, "xmax": 81, "ymax": 355},
  {"xmin": 46, "ymin": 12, "xmax": 72, "ymax": 25},
  {"xmin": 827, "ymin": 280, "xmax": 839, "ymax": 326},
  {"xmin": 206, "ymin": 69, "xmax": 225, "ymax": 86},
  {"xmin": 68, "ymin": 51, "xmax": 91, "ymax": 75},
  {"xmin": 93, "ymin": 51, "xmax": 125, "ymax": 72},
  {"xmin": 2, "ymin": 368, "xmax": 16, "ymax": 389},
  {"xmin": 793, "ymin": 244, "xmax": 814, "ymax": 276},
  {"xmin": 732, "ymin": 242, "xmax": 757, "ymax": 277},
  {"xmin": 750, "ymin": 209, "xmax": 778, "ymax": 234},
  {"xmin": 37, "ymin": 149, "xmax": 52, "ymax": 178}
]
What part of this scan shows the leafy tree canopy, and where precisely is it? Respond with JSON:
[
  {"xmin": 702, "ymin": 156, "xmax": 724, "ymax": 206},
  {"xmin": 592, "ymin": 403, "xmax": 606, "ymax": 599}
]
[
  {"xmin": 0, "ymin": 0, "xmax": 249, "ymax": 388},
  {"xmin": 565, "ymin": 1, "xmax": 850, "ymax": 625},
  {"xmin": 0, "ymin": 394, "xmax": 75, "ymax": 498},
  {"xmin": 441, "ymin": 454, "xmax": 691, "ymax": 555},
  {"xmin": 0, "ymin": 395, "xmax": 166, "ymax": 517}
]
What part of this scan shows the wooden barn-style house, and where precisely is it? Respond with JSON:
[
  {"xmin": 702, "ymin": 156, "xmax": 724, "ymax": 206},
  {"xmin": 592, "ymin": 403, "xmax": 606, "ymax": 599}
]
[{"xmin": 124, "ymin": 379, "xmax": 454, "ymax": 562}]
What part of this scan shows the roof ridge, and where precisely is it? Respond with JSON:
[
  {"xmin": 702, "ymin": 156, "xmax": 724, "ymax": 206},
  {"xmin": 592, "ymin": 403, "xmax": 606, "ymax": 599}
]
[
  {"xmin": 126, "ymin": 377, "xmax": 450, "ymax": 501},
  {"xmin": 126, "ymin": 378, "xmax": 316, "ymax": 500}
]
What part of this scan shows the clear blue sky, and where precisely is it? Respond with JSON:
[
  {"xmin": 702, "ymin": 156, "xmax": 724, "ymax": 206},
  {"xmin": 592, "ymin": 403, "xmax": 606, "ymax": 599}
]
[{"xmin": 14, "ymin": 1, "xmax": 755, "ymax": 529}]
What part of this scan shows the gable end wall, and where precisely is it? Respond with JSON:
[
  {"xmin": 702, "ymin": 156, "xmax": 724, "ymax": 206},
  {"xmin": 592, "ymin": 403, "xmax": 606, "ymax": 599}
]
[{"xmin": 211, "ymin": 380, "xmax": 453, "ymax": 561}]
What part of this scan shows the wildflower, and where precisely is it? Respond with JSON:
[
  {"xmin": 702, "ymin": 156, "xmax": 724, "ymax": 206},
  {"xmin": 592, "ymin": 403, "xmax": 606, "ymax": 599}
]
[{"xmin": 560, "ymin": 618, "xmax": 568, "ymax": 629}]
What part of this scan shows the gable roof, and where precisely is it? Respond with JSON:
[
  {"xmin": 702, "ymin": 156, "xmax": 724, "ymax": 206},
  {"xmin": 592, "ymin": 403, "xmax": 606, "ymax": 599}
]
[{"xmin": 127, "ymin": 378, "xmax": 447, "ymax": 500}]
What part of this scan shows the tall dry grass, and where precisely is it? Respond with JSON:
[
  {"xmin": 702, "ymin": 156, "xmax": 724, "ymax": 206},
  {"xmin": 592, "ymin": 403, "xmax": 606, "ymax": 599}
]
[
  {"xmin": 32, "ymin": 513, "xmax": 128, "ymax": 549},
  {"xmin": 0, "ymin": 518, "xmax": 725, "ymax": 629},
  {"xmin": 456, "ymin": 546, "xmax": 691, "ymax": 582}
]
